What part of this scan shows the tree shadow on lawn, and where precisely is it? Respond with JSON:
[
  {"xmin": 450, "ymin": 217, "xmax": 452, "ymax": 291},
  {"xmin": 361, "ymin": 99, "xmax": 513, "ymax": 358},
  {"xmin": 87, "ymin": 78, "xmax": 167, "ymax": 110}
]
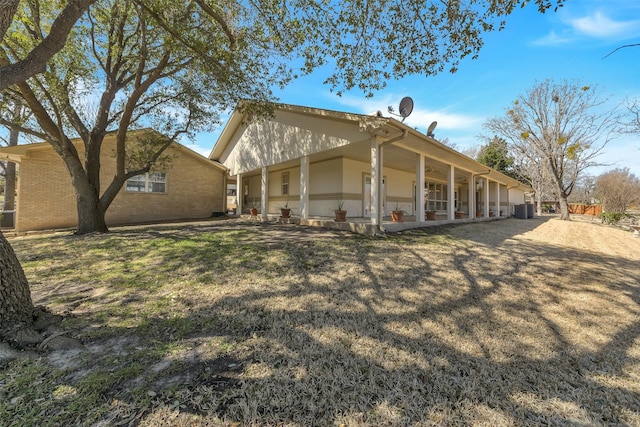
[
  {"xmin": 208, "ymin": 241, "xmax": 636, "ymax": 424},
  {"xmin": 8, "ymin": 220, "xmax": 640, "ymax": 425},
  {"xmin": 394, "ymin": 215, "xmax": 553, "ymax": 246}
]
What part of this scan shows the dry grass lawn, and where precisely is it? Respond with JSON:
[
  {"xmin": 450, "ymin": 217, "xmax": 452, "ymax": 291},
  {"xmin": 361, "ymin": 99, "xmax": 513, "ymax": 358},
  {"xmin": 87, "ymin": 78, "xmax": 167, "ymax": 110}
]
[{"xmin": 2, "ymin": 216, "xmax": 640, "ymax": 426}]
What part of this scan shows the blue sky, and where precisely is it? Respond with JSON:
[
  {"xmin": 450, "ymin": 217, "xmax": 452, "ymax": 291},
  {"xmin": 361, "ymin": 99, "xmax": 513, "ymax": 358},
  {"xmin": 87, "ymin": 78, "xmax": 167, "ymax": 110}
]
[{"xmin": 193, "ymin": 0, "xmax": 640, "ymax": 177}]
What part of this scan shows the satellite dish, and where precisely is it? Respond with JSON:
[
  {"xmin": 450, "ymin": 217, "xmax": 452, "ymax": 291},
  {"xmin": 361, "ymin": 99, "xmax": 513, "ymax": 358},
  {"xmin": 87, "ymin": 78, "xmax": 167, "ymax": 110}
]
[
  {"xmin": 398, "ymin": 97, "xmax": 414, "ymax": 122},
  {"xmin": 427, "ymin": 121, "xmax": 438, "ymax": 137}
]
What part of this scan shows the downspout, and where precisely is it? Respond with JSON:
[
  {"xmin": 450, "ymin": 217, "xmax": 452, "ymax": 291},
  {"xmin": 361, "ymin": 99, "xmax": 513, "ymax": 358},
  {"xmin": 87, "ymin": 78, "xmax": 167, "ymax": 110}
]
[{"xmin": 380, "ymin": 129, "xmax": 408, "ymax": 147}]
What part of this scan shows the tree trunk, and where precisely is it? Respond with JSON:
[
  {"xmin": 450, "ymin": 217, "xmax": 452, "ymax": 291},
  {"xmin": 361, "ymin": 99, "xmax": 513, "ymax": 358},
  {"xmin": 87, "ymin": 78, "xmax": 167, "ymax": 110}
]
[
  {"xmin": 558, "ymin": 196, "xmax": 571, "ymax": 221},
  {"xmin": 533, "ymin": 185, "xmax": 544, "ymax": 216},
  {"xmin": 75, "ymin": 188, "xmax": 108, "ymax": 234},
  {"xmin": 4, "ymin": 126, "xmax": 18, "ymax": 211},
  {"xmin": 0, "ymin": 0, "xmax": 19, "ymax": 42},
  {"xmin": 4, "ymin": 162, "xmax": 16, "ymax": 210},
  {"xmin": 0, "ymin": 230, "xmax": 37, "ymax": 341},
  {"xmin": 63, "ymin": 147, "xmax": 109, "ymax": 235}
]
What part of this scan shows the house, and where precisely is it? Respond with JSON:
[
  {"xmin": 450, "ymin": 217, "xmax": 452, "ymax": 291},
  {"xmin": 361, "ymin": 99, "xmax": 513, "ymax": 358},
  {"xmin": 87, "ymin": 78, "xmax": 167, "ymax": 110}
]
[
  {"xmin": 210, "ymin": 102, "xmax": 531, "ymax": 234},
  {"xmin": 0, "ymin": 129, "xmax": 227, "ymax": 232}
]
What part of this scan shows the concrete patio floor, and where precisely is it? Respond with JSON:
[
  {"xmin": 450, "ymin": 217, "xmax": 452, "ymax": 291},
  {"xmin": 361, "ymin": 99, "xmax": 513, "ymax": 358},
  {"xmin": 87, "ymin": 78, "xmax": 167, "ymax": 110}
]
[{"xmin": 240, "ymin": 213, "xmax": 509, "ymax": 236}]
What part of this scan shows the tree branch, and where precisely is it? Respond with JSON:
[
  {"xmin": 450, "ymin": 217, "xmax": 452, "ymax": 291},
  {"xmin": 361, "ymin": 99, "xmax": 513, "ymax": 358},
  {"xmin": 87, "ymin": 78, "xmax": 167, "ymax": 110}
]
[
  {"xmin": 0, "ymin": 0, "xmax": 96, "ymax": 91},
  {"xmin": 0, "ymin": 117, "xmax": 47, "ymax": 140},
  {"xmin": 192, "ymin": 0, "xmax": 236, "ymax": 48},
  {"xmin": 602, "ymin": 43, "xmax": 640, "ymax": 59},
  {"xmin": 0, "ymin": 0, "xmax": 19, "ymax": 41}
]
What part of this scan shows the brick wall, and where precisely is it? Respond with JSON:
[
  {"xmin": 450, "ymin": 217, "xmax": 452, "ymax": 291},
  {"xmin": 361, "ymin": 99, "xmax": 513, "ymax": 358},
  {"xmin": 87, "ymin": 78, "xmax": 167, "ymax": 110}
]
[{"xmin": 15, "ymin": 140, "xmax": 225, "ymax": 231}]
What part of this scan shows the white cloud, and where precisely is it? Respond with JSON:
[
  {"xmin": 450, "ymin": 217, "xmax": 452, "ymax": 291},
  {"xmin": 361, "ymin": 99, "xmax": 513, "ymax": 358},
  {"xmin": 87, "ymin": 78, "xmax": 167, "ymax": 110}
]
[
  {"xmin": 531, "ymin": 30, "xmax": 573, "ymax": 46},
  {"xmin": 531, "ymin": 7, "xmax": 640, "ymax": 47},
  {"xmin": 403, "ymin": 108, "xmax": 482, "ymax": 133},
  {"xmin": 188, "ymin": 143, "xmax": 214, "ymax": 157},
  {"xmin": 333, "ymin": 94, "xmax": 482, "ymax": 133},
  {"xmin": 330, "ymin": 93, "xmax": 396, "ymax": 115},
  {"xmin": 570, "ymin": 11, "xmax": 640, "ymax": 39}
]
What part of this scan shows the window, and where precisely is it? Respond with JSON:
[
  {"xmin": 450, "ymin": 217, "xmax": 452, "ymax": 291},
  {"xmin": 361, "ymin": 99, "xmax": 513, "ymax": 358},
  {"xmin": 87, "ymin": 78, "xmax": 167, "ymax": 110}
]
[
  {"xmin": 281, "ymin": 172, "xmax": 289, "ymax": 195},
  {"xmin": 426, "ymin": 181, "xmax": 447, "ymax": 211},
  {"xmin": 126, "ymin": 172, "xmax": 166, "ymax": 193}
]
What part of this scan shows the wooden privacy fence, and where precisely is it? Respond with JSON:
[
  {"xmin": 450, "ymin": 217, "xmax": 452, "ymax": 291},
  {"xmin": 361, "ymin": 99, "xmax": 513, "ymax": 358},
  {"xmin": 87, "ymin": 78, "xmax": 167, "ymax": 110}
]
[{"xmin": 568, "ymin": 204, "xmax": 602, "ymax": 216}]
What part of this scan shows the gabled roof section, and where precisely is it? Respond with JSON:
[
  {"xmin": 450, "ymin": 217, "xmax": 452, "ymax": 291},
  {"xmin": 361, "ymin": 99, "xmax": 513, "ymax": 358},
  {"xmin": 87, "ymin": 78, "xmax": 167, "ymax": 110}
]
[
  {"xmin": 208, "ymin": 101, "xmax": 389, "ymax": 162},
  {"xmin": 210, "ymin": 101, "xmax": 531, "ymax": 190},
  {"xmin": 0, "ymin": 128, "xmax": 227, "ymax": 171}
]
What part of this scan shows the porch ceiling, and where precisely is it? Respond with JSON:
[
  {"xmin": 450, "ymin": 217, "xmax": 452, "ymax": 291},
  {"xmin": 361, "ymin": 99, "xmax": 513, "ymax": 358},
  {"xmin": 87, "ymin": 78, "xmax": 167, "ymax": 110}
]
[{"xmin": 260, "ymin": 137, "xmax": 475, "ymax": 184}]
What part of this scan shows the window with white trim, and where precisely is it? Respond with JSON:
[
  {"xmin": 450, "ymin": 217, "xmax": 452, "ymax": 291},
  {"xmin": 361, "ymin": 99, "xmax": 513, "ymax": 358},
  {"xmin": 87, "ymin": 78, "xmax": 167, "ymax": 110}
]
[{"xmin": 126, "ymin": 172, "xmax": 166, "ymax": 193}]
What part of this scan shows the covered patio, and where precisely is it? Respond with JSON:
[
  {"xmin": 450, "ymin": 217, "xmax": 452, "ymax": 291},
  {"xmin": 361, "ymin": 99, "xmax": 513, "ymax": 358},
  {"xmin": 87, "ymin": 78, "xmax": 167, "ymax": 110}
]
[{"xmin": 211, "ymin": 103, "xmax": 529, "ymax": 235}]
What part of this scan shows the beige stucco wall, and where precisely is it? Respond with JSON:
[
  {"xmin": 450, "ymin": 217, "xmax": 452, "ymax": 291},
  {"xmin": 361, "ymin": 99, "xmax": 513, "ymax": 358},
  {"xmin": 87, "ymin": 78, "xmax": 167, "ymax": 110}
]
[
  {"xmin": 245, "ymin": 159, "xmax": 346, "ymax": 216},
  {"xmin": 254, "ymin": 157, "xmax": 421, "ymax": 217},
  {"xmin": 14, "ymin": 140, "xmax": 225, "ymax": 231},
  {"xmin": 381, "ymin": 166, "xmax": 416, "ymax": 215},
  {"xmin": 236, "ymin": 155, "xmax": 528, "ymax": 219},
  {"xmin": 268, "ymin": 166, "xmax": 301, "ymax": 214},
  {"xmin": 220, "ymin": 110, "xmax": 370, "ymax": 176},
  {"xmin": 315, "ymin": 158, "xmax": 415, "ymax": 202},
  {"xmin": 508, "ymin": 188, "xmax": 525, "ymax": 206}
]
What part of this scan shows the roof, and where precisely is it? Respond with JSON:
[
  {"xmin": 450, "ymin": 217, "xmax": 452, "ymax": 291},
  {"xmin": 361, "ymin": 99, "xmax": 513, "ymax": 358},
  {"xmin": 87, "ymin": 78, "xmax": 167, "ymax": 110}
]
[
  {"xmin": 210, "ymin": 102, "xmax": 530, "ymax": 190},
  {"xmin": 0, "ymin": 128, "xmax": 227, "ymax": 172}
]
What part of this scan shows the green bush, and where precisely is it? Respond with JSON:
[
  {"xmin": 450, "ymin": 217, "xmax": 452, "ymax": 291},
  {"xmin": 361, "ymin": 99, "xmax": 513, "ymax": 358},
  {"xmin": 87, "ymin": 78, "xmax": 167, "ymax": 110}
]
[{"xmin": 600, "ymin": 211, "xmax": 630, "ymax": 225}]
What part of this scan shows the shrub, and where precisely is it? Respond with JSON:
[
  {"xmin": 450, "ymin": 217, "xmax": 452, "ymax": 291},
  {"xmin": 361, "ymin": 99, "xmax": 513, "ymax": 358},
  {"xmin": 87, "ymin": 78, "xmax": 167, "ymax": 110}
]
[{"xmin": 600, "ymin": 211, "xmax": 630, "ymax": 225}]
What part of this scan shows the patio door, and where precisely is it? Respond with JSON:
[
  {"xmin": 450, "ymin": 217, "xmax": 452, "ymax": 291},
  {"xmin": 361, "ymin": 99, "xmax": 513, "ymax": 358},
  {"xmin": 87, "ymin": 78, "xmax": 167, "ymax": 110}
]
[{"xmin": 363, "ymin": 175, "xmax": 385, "ymax": 218}]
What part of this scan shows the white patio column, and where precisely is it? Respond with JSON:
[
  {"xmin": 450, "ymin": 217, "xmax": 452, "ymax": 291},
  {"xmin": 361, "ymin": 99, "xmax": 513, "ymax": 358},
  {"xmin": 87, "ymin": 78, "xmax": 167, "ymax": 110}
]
[
  {"xmin": 483, "ymin": 178, "xmax": 490, "ymax": 218},
  {"xmin": 447, "ymin": 164, "xmax": 455, "ymax": 220},
  {"xmin": 495, "ymin": 182, "xmax": 501, "ymax": 217},
  {"xmin": 468, "ymin": 174, "xmax": 474, "ymax": 219},
  {"xmin": 300, "ymin": 155, "xmax": 309, "ymax": 219},
  {"xmin": 261, "ymin": 166, "xmax": 268, "ymax": 221},
  {"xmin": 416, "ymin": 154, "xmax": 425, "ymax": 222},
  {"xmin": 371, "ymin": 136, "xmax": 382, "ymax": 227},
  {"xmin": 236, "ymin": 173, "xmax": 243, "ymax": 215}
]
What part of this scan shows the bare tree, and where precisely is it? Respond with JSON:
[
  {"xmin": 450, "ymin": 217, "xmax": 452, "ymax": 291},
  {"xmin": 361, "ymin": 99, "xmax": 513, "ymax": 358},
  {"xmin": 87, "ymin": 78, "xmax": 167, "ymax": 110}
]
[
  {"xmin": 568, "ymin": 174, "xmax": 597, "ymax": 205},
  {"xmin": 512, "ymin": 152, "xmax": 555, "ymax": 215},
  {"xmin": 595, "ymin": 168, "xmax": 640, "ymax": 213},
  {"xmin": 484, "ymin": 79, "xmax": 622, "ymax": 220},
  {"xmin": 625, "ymin": 99, "xmax": 640, "ymax": 144}
]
